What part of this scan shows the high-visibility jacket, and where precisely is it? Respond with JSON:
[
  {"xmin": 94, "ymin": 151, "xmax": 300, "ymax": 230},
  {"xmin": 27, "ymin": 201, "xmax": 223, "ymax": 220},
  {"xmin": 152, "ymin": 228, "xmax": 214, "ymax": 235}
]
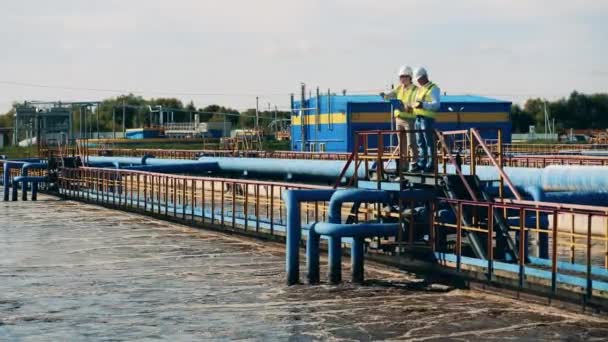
[
  {"xmin": 413, "ymin": 82, "xmax": 438, "ymax": 119},
  {"xmin": 393, "ymin": 84, "xmax": 417, "ymax": 119}
]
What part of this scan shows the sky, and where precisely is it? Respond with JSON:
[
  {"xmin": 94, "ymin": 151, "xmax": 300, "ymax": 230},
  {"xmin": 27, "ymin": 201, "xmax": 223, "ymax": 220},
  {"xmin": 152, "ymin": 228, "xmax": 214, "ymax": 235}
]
[{"xmin": 1, "ymin": 0, "xmax": 607, "ymax": 113}]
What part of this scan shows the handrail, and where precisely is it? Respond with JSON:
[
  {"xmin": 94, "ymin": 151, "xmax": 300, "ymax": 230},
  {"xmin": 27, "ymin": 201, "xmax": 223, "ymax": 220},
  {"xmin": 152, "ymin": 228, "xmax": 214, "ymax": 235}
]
[
  {"xmin": 470, "ymin": 128, "xmax": 522, "ymax": 200},
  {"xmin": 333, "ymin": 151, "xmax": 355, "ymax": 189},
  {"xmin": 436, "ymin": 131, "xmax": 478, "ymax": 201}
]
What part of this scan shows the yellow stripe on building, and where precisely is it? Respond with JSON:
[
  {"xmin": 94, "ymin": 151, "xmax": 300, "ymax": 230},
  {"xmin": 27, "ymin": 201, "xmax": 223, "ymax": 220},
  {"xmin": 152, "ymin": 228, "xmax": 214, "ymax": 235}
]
[
  {"xmin": 292, "ymin": 112, "xmax": 509, "ymax": 125},
  {"xmin": 291, "ymin": 112, "xmax": 347, "ymax": 125}
]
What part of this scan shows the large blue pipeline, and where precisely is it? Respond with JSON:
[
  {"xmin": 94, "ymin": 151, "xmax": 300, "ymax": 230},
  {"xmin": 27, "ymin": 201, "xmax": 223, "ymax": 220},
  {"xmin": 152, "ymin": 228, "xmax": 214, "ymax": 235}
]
[
  {"xmin": 86, "ymin": 156, "xmax": 608, "ymax": 203},
  {"xmin": 86, "ymin": 156, "xmax": 366, "ymax": 181}
]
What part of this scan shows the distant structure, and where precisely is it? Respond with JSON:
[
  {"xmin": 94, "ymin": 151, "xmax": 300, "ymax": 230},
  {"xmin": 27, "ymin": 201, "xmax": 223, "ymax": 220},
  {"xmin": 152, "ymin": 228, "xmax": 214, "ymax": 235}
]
[{"xmin": 13, "ymin": 103, "xmax": 72, "ymax": 146}]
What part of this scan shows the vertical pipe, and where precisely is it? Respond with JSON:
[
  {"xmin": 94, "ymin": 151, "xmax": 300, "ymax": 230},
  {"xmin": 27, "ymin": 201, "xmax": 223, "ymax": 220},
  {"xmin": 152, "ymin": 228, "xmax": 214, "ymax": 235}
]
[
  {"xmin": 307, "ymin": 227, "xmax": 320, "ymax": 284},
  {"xmin": 31, "ymin": 182, "xmax": 38, "ymax": 201},
  {"xmin": 351, "ymin": 238, "xmax": 364, "ymax": 284},
  {"xmin": 285, "ymin": 191, "xmax": 300, "ymax": 285},
  {"xmin": 328, "ymin": 236, "xmax": 342, "ymax": 284},
  {"xmin": 3, "ymin": 163, "xmax": 12, "ymax": 201}
]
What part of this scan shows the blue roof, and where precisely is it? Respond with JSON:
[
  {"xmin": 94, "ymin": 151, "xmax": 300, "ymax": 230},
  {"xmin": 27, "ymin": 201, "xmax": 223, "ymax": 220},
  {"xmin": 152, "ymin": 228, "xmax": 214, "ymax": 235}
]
[
  {"xmin": 296, "ymin": 94, "xmax": 510, "ymax": 106},
  {"xmin": 441, "ymin": 95, "xmax": 511, "ymax": 104}
]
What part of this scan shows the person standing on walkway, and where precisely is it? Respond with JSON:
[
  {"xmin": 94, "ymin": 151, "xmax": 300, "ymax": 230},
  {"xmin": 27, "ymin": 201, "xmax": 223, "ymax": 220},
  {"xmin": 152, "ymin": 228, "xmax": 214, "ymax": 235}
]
[
  {"xmin": 412, "ymin": 67, "xmax": 440, "ymax": 172},
  {"xmin": 381, "ymin": 65, "xmax": 418, "ymax": 171}
]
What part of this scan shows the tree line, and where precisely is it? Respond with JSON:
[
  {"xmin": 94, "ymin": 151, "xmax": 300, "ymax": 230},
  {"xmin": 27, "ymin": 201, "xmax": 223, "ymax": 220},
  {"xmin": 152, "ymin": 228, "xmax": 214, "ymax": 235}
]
[{"xmin": 510, "ymin": 91, "xmax": 608, "ymax": 133}]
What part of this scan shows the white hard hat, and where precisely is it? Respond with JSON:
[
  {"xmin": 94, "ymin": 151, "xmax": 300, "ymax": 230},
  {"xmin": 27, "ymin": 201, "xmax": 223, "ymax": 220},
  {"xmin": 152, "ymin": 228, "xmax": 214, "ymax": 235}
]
[
  {"xmin": 398, "ymin": 65, "xmax": 413, "ymax": 77},
  {"xmin": 413, "ymin": 67, "xmax": 428, "ymax": 80}
]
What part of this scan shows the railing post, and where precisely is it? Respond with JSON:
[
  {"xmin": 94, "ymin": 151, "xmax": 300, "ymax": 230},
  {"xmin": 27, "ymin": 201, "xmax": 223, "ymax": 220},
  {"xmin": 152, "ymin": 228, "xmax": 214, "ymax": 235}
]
[
  {"xmin": 244, "ymin": 183, "xmax": 249, "ymax": 231},
  {"xmin": 270, "ymin": 185, "xmax": 275, "ymax": 235},
  {"xmin": 487, "ymin": 204, "xmax": 494, "ymax": 282},
  {"xmin": 498, "ymin": 128, "xmax": 504, "ymax": 200},
  {"xmin": 456, "ymin": 202, "xmax": 462, "ymax": 272},
  {"xmin": 518, "ymin": 207, "xmax": 525, "ymax": 288},
  {"xmin": 470, "ymin": 129, "xmax": 476, "ymax": 176},
  {"xmin": 586, "ymin": 214, "xmax": 593, "ymax": 301},
  {"xmin": 551, "ymin": 210, "xmax": 558, "ymax": 294}
]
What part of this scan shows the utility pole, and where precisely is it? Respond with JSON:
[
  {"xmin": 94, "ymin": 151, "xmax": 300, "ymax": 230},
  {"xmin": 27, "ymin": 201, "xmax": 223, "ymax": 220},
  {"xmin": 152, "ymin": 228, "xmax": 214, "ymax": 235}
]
[
  {"xmin": 255, "ymin": 96, "xmax": 259, "ymax": 131},
  {"xmin": 79, "ymin": 106, "xmax": 83, "ymax": 139},
  {"xmin": 300, "ymin": 83, "xmax": 306, "ymax": 151},
  {"xmin": 96, "ymin": 104, "xmax": 100, "ymax": 139},
  {"xmin": 274, "ymin": 105, "xmax": 278, "ymax": 131},
  {"xmin": 122, "ymin": 100, "xmax": 126, "ymax": 136},
  {"xmin": 112, "ymin": 107, "xmax": 116, "ymax": 139}
]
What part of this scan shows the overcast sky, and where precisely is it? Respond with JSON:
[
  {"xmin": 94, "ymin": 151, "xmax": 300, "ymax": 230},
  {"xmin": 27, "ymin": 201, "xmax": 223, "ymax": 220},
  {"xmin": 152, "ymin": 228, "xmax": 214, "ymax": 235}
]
[{"xmin": 1, "ymin": 0, "xmax": 607, "ymax": 112}]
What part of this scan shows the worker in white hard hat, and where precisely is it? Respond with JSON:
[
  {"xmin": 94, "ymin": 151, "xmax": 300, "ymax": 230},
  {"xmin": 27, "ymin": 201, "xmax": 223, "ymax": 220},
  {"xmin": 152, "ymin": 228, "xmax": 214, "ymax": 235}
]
[
  {"xmin": 412, "ymin": 66, "xmax": 440, "ymax": 173},
  {"xmin": 380, "ymin": 65, "xmax": 418, "ymax": 170}
]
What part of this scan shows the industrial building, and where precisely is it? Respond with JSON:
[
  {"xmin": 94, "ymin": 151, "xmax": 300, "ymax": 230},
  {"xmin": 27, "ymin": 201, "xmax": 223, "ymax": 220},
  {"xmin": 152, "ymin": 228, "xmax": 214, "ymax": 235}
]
[
  {"xmin": 291, "ymin": 94, "xmax": 511, "ymax": 152},
  {"xmin": 13, "ymin": 104, "xmax": 72, "ymax": 146}
]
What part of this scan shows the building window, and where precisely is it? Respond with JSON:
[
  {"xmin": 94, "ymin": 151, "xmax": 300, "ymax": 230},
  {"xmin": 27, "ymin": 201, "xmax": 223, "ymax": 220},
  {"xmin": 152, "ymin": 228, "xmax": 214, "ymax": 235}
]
[{"xmin": 319, "ymin": 143, "xmax": 326, "ymax": 152}]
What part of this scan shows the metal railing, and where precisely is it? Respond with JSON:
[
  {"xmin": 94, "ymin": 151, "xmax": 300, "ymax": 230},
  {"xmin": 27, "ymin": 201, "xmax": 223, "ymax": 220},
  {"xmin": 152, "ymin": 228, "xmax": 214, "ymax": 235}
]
[
  {"xmin": 54, "ymin": 165, "xmax": 608, "ymax": 302},
  {"xmin": 433, "ymin": 197, "xmax": 608, "ymax": 298},
  {"xmin": 57, "ymin": 167, "xmax": 362, "ymax": 238},
  {"xmin": 500, "ymin": 143, "xmax": 608, "ymax": 155}
]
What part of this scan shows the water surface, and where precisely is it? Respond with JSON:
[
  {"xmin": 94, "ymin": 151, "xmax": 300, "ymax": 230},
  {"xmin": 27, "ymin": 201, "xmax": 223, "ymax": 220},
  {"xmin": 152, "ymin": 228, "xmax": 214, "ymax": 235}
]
[{"xmin": 1, "ymin": 194, "xmax": 607, "ymax": 341}]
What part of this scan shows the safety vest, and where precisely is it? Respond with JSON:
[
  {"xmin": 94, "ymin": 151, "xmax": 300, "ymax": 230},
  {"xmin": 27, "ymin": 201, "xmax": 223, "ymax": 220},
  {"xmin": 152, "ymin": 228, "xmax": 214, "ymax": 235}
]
[
  {"xmin": 413, "ymin": 82, "xmax": 438, "ymax": 119},
  {"xmin": 393, "ymin": 84, "xmax": 417, "ymax": 119}
]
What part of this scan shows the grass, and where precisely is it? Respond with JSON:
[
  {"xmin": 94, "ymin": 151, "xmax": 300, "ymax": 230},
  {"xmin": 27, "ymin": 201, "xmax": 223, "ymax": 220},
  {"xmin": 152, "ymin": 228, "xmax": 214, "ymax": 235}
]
[{"xmin": 0, "ymin": 146, "xmax": 39, "ymax": 159}]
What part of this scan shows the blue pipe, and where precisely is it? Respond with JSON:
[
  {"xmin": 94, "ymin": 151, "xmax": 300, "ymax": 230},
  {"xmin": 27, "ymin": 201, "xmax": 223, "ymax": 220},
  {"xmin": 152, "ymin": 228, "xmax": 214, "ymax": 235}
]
[
  {"xmin": 21, "ymin": 162, "xmax": 47, "ymax": 177},
  {"xmin": 87, "ymin": 156, "xmax": 366, "ymax": 180},
  {"xmin": 306, "ymin": 227, "xmax": 321, "ymax": 284},
  {"xmin": 352, "ymin": 238, "xmax": 364, "ymax": 284},
  {"xmin": 19, "ymin": 163, "xmax": 47, "ymax": 201},
  {"xmin": 3, "ymin": 162, "xmax": 23, "ymax": 201},
  {"xmin": 282, "ymin": 189, "xmax": 336, "ymax": 285},
  {"xmin": 12, "ymin": 176, "xmax": 46, "ymax": 201},
  {"xmin": 122, "ymin": 162, "xmax": 219, "ymax": 173},
  {"xmin": 448, "ymin": 164, "xmax": 608, "ymax": 192},
  {"xmin": 313, "ymin": 222, "xmax": 400, "ymax": 237},
  {"xmin": 312, "ymin": 221, "xmax": 400, "ymax": 284},
  {"xmin": 328, "ymin": 189, "xmax": 391, "ymax": 223}
]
